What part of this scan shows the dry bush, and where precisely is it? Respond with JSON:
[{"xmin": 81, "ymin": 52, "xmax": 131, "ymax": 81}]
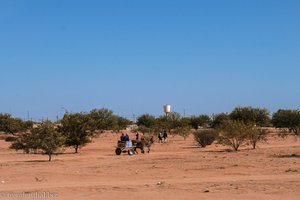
[{"xmin": 193, "ymin": 129, "xmax": 217, "ymax": 148}]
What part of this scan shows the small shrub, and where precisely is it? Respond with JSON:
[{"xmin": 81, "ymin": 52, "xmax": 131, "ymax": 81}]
[
  {"xmin": 285, "ymin": 168, "xmax": 299, "ymax": 173},
  {"xmin": 193, "ymin": 130, "xmax": 216, "ymax": 148}
]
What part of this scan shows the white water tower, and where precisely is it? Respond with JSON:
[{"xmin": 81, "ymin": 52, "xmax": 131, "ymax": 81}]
[{"xmin": 163, "ymin": 104, "xmax": 171, "ymax": 116}]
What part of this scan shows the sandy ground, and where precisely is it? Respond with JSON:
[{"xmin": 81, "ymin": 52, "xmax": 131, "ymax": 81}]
[{"xmin": 0, "ymin": 131, "xmax": 300, "ymax": 200}]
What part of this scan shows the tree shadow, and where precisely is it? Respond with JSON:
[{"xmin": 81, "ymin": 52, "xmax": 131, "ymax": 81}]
[
  {"xmin": 23, "ymin": 160, "xmax": 49, "ymax": 163},
  {"xmin": 181, "ymin": 145, "xmax": 236, "ymax": 153},
  {"xmin": 55, "ymin": 152, "xmax": 77, "ymax": 155},
  {"xmin": 181, "ymin": 146, "xmax": 201, "ymax": 149},
  {"xmin": 272, "ymin": 154, "xmax": 300, "ymax": 158},
  {"xmin": 201, "ymin": 149, "xmax": 235, "ymax": 153}
]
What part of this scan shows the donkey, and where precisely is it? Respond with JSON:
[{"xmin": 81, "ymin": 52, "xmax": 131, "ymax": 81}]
[{"xmin": 132, "ymin": 136, "xmax": 154, "ymax": 154}]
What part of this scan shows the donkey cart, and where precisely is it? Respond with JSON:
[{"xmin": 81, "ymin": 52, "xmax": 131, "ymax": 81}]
[{"xmin": 115, "ymin": 140, "xmax": 136, "ymax": 156}]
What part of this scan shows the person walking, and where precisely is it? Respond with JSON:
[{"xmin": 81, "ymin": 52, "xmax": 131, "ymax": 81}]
[
  {"xmin": 163, "ymin": 130, "xmax": 168, "ymax": 143},
  {"xmin": 158, "ymin": 132, "xmax": 163, "ymax": 143}
]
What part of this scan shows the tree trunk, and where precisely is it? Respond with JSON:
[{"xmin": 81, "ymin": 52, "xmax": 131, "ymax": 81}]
[
  {"xmin": 253, "ymin": 142, "xmax": 256, "ymax": 149},
  {"xmin": 48, "ymin": 154, "xmax": 52, "ymax": 162},
  {"xmin": 75, "ymin": 145, "xmax": 78, "ymax": 153},
  {"xmin": 233, "ymin": 143, "xmax": 239, "ymax": 151}
]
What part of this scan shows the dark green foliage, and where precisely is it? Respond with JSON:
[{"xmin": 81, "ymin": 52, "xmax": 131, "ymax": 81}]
[
  {"xmin": 167, "ymin": 112, "xmax": 182, "ymax": 129},
  {"xmin": 0, "ymin": 113, "xmax": 33, "ymax": 134},
  {"xmin": 211, "ymin": 113, "xmax": 230, "ymax": 128},
  {"xmin": 229, "ymin": 107, "xmax": 270, "ymax": 127},
  {"xmin": 137, "ymin": 113, "xmax": 190, "ymax": 136},
  {"xmin": 154, "ymin": 116, "xmax": 171, "ymax": 133},
  {"xmin": 216, "ymin": 120, "xmax": 249, "ymax": 151},
  {"xmin": 88, "ymin": 108, "xmax": 115, "ymax": 131},
  {"xmin": 180, "ymin": 117, "xmax": 191, "ymax": 127},
  {"xmin": 10, "ymin": 131, "xmax": 41, "ymax": 153},
  {"xmin": 87, "ymin": 108, "xmax": 131, "ymax": 132},
  {"xmin": 58, "ymin": 112, "xmax": 92, "ymax": 153},
  {"xmin": 193, "ymin": 130, "xmax": 216, "ymax": 147},
  {"xmin": 137, "ymin": 125, "xmax": 153, "ymax": 135},
  {"xmin": 190, "ymin": 115, "xmax": 211, "ymax": 129},
  {"xmin": 10, "ymin": 121, "xmax": 65, "ymax": 161},
  {"xmin": 111, "ymin": 116, "xmax": 132, "ymax": 132},
  {"xmin": 136, "ymin": 114, "xmax": 156, "ymax": 128},
  {"xmin": 272, "ymin": 109, "xmax": 300, "ymax": 135},
  {"xmin": 154, "ymin": 112, "xmax": 184, "ymax": 136}
]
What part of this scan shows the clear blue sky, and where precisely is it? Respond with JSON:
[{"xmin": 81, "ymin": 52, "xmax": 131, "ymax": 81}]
[{"xmin": 0, "ymin": 0, "xmax": 299, "ymax": 121}]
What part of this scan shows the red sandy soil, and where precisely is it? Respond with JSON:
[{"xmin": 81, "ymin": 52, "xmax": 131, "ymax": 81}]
[{"xmin": 0, "ymin": 132, "xmax": 299, "ymax": 200}]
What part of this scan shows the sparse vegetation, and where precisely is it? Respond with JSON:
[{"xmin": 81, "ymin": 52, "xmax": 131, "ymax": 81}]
[
  {"xmin": 173, "ymin": 126, "xmax": 191, "ymax": 140},
  {"xmin": 2, "ymin": 106, "xmax": 299, "ymax": 161}
]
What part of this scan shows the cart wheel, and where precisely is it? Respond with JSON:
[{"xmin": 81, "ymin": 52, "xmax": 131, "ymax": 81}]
[
  {"xmin": 115, "ymin": 148, "xmax": 122, "ymax": 155},
  {"xmin": 141, "ymin": 149, "xmax": 145, "ymax": 154},
  {"xmin": 128, "ymin": 149, "xmax": 134, "ymax": 156}
]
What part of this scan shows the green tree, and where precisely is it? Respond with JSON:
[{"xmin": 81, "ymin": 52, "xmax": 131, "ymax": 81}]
[
  {"xmin": 247, "ymin": 127, "xmax": 268, "ymax": 149},
  {"xmin": 0, "ymin": 113, "xmax": 33, "ymax": 134},
  {"xmin": 168, "ymin": 112, "xmax": 182, "ymax": 130},
  {"xmin": 180, "ymin": 117, "xmax": 191, "ymax": 127},
  {"xmin": 10, "ymin": 121, "xmax": 65, "ymax": 161},
  {"xmin": 137, "ymin": 125, "xmax": 152, "ymax": 135},
  {"xmin": 111, "ymin": 116, "xmax": 132, "ymax": 132},
  {"xmin": 154, "ymin": 116, "xmax": 170, "ymax": 133},
  {"xmin": 154, "ymin": 112, "xmax": 183, "ymax": 136},
  {"xmin": 229, "ymin": 107, "xmax": 270, "ymax": 127},
  {"xmin": 189, "ymin": 115, "xmax": 211, "ymax": 129},
  {"xmin": 211, "ymin": 113, "xmax": 230, "ymax": 128},
  {"xmin": 136, "ymin": 114, "xmax": 156, "ymax": 129},
  {"xmin": 59, "ymin": 112, "xmax": 92, "ymax": 153},
  {"xmin": 88, "ymin": 108, "xmax": 115, "ymax": 131},
  {"xmin": 272, "ymin": 109, "xmax": 300, "ymax": 135},
  {"xmin": 216, "ymin": 120, "xmax": 249, "ymax": 151}
]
